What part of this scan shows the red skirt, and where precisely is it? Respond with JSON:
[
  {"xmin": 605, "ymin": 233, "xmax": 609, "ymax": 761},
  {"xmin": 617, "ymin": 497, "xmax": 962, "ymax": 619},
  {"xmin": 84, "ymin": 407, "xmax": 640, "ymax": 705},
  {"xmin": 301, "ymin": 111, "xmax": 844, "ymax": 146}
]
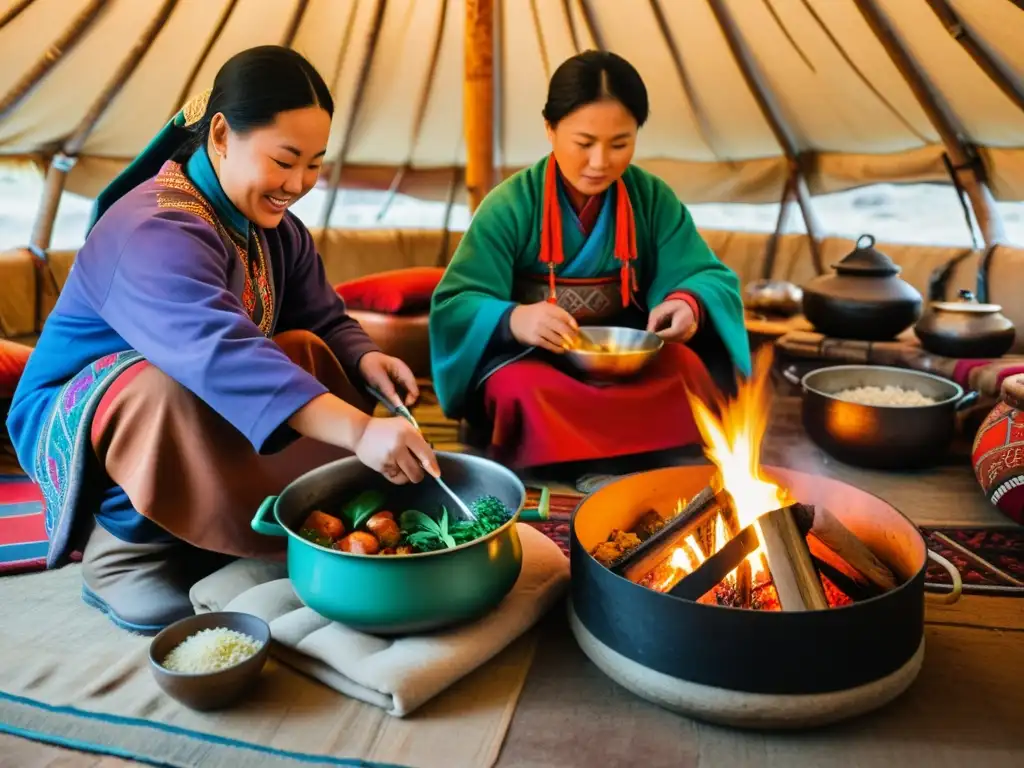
[{"xmin": 480, "ymin": 343, "xmax": 711, "ymax": 468}]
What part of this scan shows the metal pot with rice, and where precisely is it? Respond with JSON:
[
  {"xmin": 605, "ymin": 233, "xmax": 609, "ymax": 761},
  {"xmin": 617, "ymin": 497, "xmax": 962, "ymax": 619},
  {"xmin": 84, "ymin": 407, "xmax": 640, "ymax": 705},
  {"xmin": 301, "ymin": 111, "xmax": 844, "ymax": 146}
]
[{"xmin": 783, "ymin": 364, "xmax": 979, "ymax": 470}]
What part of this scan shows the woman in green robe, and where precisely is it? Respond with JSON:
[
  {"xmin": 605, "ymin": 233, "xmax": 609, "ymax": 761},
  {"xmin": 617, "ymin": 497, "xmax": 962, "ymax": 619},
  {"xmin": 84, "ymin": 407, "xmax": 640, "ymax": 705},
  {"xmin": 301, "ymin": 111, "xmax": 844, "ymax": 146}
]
[{"xmin": 429, "ymin": 50, "xmax": 750, "ymax": 469}]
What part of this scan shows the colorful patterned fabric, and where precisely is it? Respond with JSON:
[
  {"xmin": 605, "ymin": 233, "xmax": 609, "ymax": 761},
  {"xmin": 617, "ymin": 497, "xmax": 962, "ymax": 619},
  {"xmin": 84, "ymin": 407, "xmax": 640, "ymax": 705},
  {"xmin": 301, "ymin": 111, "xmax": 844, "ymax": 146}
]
[
  {"xmin": 33, "ymin": 351, "xmax": 143, "ymax": 568},
  {"xmin": 0, "ymin": 475, "xmax": 46, "ymax": 573},
  {"xmin": 972, "ymin": 387, "xmax": 1024, "ymax": 524}
]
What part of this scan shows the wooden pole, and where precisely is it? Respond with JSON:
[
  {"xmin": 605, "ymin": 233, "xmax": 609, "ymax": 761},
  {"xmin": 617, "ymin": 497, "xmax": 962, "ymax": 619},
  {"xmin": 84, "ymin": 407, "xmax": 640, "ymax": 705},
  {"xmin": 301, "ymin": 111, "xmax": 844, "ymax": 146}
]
[
  {"xmin": 464, "ymin": 0, "xmax": 495, "ymax": 212},
  {"xmin": 30, "ymin": 0, "xmax": 177, "ymax": 254},
  {"xmin": 925, "ymin": 0, "xmax": 1024, "ymax": 116},
  {"xmin": 167, "ymin": 0, "xmax": 238, "ymax": 122},
  {"xmin": 281, "ymin": 0, "xmax": 310, "ymax": 48},
  {"xmin": 853, "ymin": 0, "xmax": 1006, "ymax": 246},
  {"xmin": 316, "ymin": 0, "xmax": 388, "ymax": 235},
  {"xmin": 0, "ymin": 0, "xmax": 36, "ymax": 32},
  {"xmin": 376, "ymin": 0, "xmax": 449, "ymax": 221},
  {"xmin": 706, "ymin": 0, "xmax": 824, "ymax": 275},
  {"xmin": 28, "ymin": 0, "xmax": 176, "ymax": 332},
  {"xmin": 0, "ymin": 0, "xmax": 108, "ymax": 124}
]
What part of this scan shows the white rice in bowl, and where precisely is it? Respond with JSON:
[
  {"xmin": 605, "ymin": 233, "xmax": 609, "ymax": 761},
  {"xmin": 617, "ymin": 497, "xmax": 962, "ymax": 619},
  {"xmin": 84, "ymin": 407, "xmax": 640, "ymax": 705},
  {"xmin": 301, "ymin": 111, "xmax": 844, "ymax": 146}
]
[
  {"xmin": 831, "ymin": 384, "xmax": 938, "ymax": 407},
  {"xmin": 161, "ymin": 627, "xmax": 264, "ymax": 674}
]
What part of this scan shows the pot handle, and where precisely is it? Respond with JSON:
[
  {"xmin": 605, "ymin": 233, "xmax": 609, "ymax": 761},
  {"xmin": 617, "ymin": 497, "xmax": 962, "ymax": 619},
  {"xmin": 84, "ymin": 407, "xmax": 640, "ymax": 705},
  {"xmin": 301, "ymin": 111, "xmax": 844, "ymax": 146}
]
[
  {"xmin": 251, "ymin": 496, "xmax": 288, "ymax": 538},
  {"xmin": 954, "ymin": 390, "xmax": 980, "ymax": 412},
  {"xmin": 925, "ymin": 550, "xmax": 963, "ymax": 605},
  {"xmin": 781, "ymin": 365, "xmax": 803, "ymax": 387}
]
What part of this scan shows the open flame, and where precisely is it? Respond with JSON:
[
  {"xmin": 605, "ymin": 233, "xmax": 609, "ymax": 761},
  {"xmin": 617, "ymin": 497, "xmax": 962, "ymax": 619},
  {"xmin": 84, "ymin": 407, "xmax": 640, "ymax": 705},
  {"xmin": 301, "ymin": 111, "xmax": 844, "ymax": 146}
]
[{"xmin": 662, "ymin": 345, "xmax": 791, "ymax": 591}]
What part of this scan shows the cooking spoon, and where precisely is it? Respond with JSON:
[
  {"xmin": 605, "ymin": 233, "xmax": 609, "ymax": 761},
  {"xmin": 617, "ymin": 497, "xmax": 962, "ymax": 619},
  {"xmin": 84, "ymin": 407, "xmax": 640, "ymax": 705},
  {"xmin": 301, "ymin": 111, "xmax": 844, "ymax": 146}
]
[{"xmin": 364, "ymin": 385, "xmax": 477, "ymax": 522}]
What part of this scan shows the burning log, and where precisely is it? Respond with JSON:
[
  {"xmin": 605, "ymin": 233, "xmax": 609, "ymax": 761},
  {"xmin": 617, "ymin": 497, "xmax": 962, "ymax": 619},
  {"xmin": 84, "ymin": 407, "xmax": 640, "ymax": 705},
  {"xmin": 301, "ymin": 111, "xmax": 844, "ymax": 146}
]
[
  {"xmin": 796, "ymin": 506, "xmax": 898, "ymax": 593},
  {"xmin": 610, "ymin": 486, "xmax": 725, "ymax": 581},
  {"xmin": 718, "ymin": 496, "xmax": 752, "ymax": 608},
  {"xmin": 758, "ymin": 504, "xmax": 829, "ymax": 611},
  {"xmin": 667, "ymin": 525, "xmax": 761, "ymax": 602}
]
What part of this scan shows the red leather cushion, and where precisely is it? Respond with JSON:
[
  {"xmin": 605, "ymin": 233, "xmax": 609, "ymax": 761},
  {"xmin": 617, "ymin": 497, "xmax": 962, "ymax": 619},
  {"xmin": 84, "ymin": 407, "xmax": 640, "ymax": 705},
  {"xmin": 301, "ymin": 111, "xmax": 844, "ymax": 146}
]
[
  {"xmin": 0, "ymin": 340, "xmax": 31, "ymax": 398},
  {"xmin": 335, "ymin": 267, "xmax": 445, "ymax": 315}
]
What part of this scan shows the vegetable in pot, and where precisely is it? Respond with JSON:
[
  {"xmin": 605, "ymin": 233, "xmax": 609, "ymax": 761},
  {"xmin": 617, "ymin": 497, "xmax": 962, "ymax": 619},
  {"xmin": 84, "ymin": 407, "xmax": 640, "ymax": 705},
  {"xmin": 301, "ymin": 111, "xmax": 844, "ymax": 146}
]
[
  {"xmin": 399, "ymin": 496, "xmax": 513, "ymax": 553},
  {"xmin": 334, "ymin": 531, "xmax": 380, "ymax": 555},
  {"xmin": 366, "ymin": 511, "xmax": 401, "ymax": 548},
  {"xmin": 298, "ymin": 510, "xmax": 345, "ymax": 547},
  {"xmin": 339, "ymin": 490, "xmax": 386, "ymax": 530}
]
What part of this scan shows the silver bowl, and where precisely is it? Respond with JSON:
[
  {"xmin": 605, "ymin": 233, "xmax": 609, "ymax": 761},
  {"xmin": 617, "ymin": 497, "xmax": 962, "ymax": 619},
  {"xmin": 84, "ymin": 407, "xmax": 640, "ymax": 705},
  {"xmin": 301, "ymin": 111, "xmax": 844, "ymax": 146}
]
[{"xmin": 564, "ymin": 326, "xmax": 664, "ymax": 381}]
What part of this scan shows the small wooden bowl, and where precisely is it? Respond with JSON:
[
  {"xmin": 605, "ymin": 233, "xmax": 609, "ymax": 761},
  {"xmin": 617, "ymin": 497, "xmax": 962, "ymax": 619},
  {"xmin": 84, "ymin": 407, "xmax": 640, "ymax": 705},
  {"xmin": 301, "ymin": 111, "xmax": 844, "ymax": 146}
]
[{"xmin": 148, "ymin": 611, "xmax": 271, "ymax": 711}]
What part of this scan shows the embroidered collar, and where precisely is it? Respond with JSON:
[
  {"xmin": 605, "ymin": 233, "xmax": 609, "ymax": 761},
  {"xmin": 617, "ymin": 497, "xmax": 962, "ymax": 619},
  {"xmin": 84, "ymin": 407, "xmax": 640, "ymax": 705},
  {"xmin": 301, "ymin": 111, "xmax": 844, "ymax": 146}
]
[{"xmin": 185, "ymin": 147, "xmax": 249, "ymax": 239}]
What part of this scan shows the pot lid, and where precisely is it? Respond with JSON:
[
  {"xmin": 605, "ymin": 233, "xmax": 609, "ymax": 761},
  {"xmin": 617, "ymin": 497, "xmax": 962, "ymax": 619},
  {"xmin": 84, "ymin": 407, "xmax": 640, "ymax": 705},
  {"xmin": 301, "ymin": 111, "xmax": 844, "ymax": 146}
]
[
  {"xmin": 930, "ymin": 289, "xmax": 1003, "ymax": 314},
  {"xmin": 832, "ymin": 235, "xmax": 902, "ymax": 276}
]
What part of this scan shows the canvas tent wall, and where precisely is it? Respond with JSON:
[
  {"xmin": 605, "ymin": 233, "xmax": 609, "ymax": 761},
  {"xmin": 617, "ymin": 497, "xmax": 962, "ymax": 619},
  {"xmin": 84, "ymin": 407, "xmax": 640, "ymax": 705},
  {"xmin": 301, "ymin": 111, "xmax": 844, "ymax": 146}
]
[{"xmin": 1, "ymin": 0, "xmax": 1023, "ymax": 339}]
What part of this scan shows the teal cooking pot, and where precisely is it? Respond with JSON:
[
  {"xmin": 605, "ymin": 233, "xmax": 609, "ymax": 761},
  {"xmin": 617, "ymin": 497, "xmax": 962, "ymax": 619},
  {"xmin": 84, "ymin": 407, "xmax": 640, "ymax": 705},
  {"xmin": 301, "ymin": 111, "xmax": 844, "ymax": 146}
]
[{"xmin": 251, "ymin": 451, "xmax": 526, "ymax": 635}]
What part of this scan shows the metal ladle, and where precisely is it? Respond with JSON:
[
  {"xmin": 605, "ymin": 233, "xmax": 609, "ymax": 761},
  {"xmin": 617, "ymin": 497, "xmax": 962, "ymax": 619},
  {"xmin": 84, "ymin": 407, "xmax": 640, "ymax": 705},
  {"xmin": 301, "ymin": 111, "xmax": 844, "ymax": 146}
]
[{"xmin": 364, "ymin": 385, "xmax": 477, "ymax": 522}]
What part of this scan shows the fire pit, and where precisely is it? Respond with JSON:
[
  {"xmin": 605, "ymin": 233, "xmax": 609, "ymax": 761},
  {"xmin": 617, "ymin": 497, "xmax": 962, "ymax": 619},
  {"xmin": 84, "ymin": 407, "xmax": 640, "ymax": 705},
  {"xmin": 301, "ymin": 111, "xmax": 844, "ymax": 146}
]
[{"xmin": 568, "ymin": 349, "xmax": 962, "ymax": 729}]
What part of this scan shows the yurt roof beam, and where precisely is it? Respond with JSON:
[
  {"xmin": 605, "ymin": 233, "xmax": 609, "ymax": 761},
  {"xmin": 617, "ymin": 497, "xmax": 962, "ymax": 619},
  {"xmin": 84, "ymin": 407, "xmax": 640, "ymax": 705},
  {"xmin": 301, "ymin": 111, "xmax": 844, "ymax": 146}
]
[
  {"xmin": 281, "ymin": 0, "xmax": 310, "ymax": 49},
  {"xmin": 316, "ymin": 0, "xmax": 388, "ymax": 234},
  {"xmin": 648, "ymin": 0, "xmax": 716, "ymax": 157},
  {"xmin": 29, "ymin": 0, "xmax": 178, "ymax": 254},
  {"xmin": 27, "ymin": 0, "xmax": 177, "ymax": 333},
  {"xmin": 0, "ymin": 0, "xmax": 108, "ymax": 125},
  {"xmin": 926, "ymin": 0, "xmax": 1024, "ymax": 116},
  {"xmin": 0, "ymin": 0, "xmax": 36, "ymax": 32},
  {"xmin": 575, "ymin": 0, "xmax": 604, "ymax": 52},
  {"xmin": 167, "ymin": 0, "xmax": 239, "ymax": 124},
  {"xmin": 464, "ymin": 0, "xmax": 495, "ymax": 212},
  {"xmin": 706, "ymin": 0, "xmax": 825, "ymax": 275},
  {"xmin": 376, "ymin": 0, "xmax": 450, "ymax": 222},
  {"xmin": 853, "ymin": 0, "xmax": 1006, "ymax": 247}
]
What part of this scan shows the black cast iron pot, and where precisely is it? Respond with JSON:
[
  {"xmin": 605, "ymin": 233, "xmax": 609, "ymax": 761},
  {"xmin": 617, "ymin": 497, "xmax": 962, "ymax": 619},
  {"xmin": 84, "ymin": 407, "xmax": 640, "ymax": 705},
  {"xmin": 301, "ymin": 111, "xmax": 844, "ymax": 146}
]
[
  {"xmin": 801, "ymin": 235, "xmax": 923, "ymax": 341},
  {"xmin": 784, "ymin": 364, "xmax": 979, "ymax": 470},
  {"xmin": 568, "ymin": 465, "xmax": 961, "ymax": 727}
]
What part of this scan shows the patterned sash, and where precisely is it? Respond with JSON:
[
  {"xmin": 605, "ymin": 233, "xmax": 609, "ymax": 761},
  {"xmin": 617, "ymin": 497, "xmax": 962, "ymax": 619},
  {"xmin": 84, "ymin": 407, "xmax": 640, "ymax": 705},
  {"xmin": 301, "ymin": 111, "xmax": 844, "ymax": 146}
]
[{"xmin": 34, "ymin": 351, "xmax": 144, "ymax": 568}]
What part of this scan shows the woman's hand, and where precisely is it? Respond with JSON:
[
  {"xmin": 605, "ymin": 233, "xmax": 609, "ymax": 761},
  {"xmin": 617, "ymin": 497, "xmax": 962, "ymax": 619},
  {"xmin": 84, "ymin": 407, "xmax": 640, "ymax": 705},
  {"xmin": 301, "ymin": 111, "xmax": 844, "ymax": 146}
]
[
  {"xmin": 355, "ymin": 416, "xmax": 439, "ymax": 485},
  {"xmin": 647, "ymin": 299, "xmax": 698, "ymax": 343},
  {"xmin": 358, "ymin": 351, "xmax": 419, "ymax": 408},
  {"xmin": 510, "ymin": 302, "xmax": 579, "ymax": 353}
]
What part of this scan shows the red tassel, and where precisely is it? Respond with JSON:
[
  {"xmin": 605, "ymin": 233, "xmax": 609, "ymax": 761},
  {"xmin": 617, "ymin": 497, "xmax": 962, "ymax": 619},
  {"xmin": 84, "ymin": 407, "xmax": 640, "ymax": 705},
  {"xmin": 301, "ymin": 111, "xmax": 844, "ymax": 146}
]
[{"xmin": 538, "ymin": 155, "xmax": 638, "ymax": 308}]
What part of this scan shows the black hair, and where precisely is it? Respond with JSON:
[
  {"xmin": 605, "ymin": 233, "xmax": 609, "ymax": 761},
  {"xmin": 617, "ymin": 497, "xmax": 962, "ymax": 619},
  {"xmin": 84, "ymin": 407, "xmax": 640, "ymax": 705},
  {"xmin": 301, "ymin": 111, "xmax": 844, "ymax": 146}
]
[
  {"xmin": 541, "ymin": 50, "xmax": 649, "ymax": 128},
  {"xmin": 173, "ymin": 45, "xmax": 334, "ymax": 161}
]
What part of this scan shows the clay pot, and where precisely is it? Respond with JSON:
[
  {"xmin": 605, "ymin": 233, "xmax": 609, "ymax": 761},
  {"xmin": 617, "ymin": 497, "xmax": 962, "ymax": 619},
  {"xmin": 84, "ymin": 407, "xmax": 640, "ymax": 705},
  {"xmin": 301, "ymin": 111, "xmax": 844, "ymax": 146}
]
[
  {"xmin": 802, "ymin": 235, "xmax": 923, "ymax": 341},
  {"xmin": 914, "ymin": 289, "xmax": 1016, "ymax": 359},
  {"xmin": 972, "ymin": 374, "xmax": 1024, "ymax": 525}
]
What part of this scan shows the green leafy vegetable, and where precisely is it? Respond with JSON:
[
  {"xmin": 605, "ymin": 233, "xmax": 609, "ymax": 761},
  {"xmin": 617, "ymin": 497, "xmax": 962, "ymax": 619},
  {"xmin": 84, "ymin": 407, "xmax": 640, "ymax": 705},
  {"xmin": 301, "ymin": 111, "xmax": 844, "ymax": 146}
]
[
  {"xmin": 399, "ymin": 508, "xmax": 457, "ymax": 551},
  {"xmin": 340, "ymin": 490, "xmax": 386, "ymax": 530},
  {"xmin": 398, "ymin": 496, "xmax": 513, "ymax": 553}
]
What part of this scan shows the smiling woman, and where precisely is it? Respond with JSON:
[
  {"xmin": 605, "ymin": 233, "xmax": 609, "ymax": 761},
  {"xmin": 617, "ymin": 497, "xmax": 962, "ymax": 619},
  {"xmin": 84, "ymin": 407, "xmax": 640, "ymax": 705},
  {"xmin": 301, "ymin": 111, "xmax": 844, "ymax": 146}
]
[{"xmin": 5, "ymin": 46, "xmax": 438, "ymax": 635}]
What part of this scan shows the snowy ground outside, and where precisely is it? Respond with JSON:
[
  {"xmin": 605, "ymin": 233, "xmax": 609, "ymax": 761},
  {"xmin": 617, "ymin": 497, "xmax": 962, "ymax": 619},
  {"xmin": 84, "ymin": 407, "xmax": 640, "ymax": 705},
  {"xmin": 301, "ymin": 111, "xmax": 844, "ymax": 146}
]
[{"xmin": 3, "ymin": 165, "xmax": 1024, "ymax": 252}]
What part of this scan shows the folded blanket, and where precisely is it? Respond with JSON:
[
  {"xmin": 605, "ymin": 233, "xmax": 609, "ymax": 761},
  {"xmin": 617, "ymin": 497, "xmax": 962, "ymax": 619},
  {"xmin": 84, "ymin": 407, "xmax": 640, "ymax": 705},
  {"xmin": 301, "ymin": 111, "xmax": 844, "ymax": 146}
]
[{"xmin": 189, "ymin": 523, "xmax": 570, "ymax": 717}]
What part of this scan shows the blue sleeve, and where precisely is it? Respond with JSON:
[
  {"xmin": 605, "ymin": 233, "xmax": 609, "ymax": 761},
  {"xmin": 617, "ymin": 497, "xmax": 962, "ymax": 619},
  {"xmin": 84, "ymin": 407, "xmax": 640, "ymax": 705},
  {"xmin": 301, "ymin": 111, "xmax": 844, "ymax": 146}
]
[{"xmin": 92, "ymin": 214, "xmax": 329, "ymax": 452}]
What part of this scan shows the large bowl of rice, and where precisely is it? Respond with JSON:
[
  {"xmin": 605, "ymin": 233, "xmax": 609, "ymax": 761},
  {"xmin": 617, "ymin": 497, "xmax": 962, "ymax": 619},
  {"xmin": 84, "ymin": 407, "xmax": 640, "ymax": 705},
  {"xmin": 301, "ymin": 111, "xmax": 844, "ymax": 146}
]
[
  {"xmin": 149, "ymin": 611, "xmax": 270, "ymax": 711},
  {"xmin": 789, "ymin": 364, "xmax": 979, "ymax": 470}
]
